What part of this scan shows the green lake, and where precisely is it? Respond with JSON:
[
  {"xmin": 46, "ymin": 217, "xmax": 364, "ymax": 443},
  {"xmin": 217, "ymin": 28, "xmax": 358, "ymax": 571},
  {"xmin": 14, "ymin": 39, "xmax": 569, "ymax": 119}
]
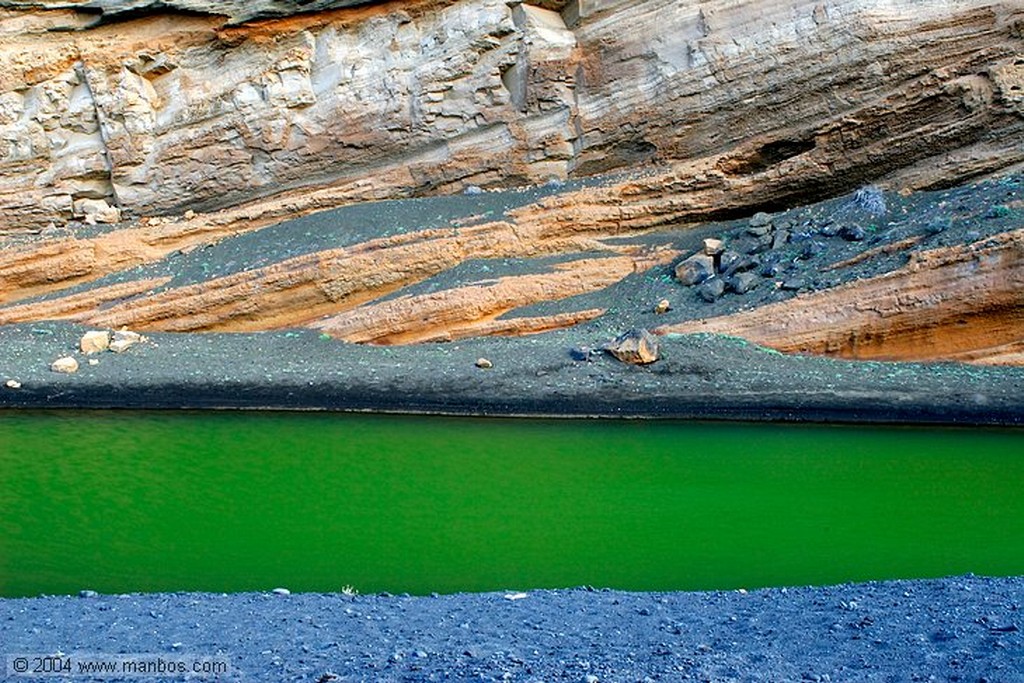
[{"xmin": 1, "ymin": 411, "xmax": 1022, "ymax": 598}]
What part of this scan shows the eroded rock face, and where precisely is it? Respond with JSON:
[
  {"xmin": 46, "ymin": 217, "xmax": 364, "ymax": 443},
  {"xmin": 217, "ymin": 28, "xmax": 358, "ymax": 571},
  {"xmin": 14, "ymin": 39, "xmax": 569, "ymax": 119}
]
[
  {"xmin": 658, "ymin": 229, "xmax": 1024, "ymax": 366},
  {"xmin": 3, "ymin": 0, "xmax": 572, "ymax": 25},
  {"xmin": 1, "ymin": 0, "xmax": 1022, "ymax": 230},
  {"xmin": 1, "ymin": 0, "xmax": 1023, "ymax": 367},
  {"xmin": 312, "ymin": 251, "xmax": 677, "ymax": 344}
]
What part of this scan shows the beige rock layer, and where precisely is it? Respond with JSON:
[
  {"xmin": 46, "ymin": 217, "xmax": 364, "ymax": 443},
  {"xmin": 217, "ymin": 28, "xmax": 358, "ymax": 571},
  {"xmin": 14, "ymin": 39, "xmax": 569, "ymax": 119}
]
[
  {"xmin": 0, "ymin": 216, "xmax": 666, "ymax": 332},
  {"xmin": 3, "ymin": 1, "xmax": 571, "ymax": 25},
  {"xmin": 1, "ymin": 0, "xmax": 1022, "ymax": 230},
  {"xmin": 313, "ymin": 249, "xmax": 678, "ymax": 344},
  {"xmin": 0, "ymin": 277, "xmax": 171, "ymax": 323},
  {"xmin": 658, "ymin": 230, "xmax": 1024, "ymax": 366},
  {"xmin": 0, "ymin": 212, "xmax": 254, "ymax": 304}
]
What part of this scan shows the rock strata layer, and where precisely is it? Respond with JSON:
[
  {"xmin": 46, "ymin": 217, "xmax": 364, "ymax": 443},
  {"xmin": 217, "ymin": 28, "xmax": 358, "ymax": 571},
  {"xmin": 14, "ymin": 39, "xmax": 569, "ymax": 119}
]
[
  {"xmin": 660, "ymin": 229, "xmax": 1024, "ymax": 366},
  {"xmin": 1, "ymin": 0, "xmax": 1023, "ymax": 369},
  {"xmin": 1, "ymin": 0, "xmax": 1022, "ymax": 230}
]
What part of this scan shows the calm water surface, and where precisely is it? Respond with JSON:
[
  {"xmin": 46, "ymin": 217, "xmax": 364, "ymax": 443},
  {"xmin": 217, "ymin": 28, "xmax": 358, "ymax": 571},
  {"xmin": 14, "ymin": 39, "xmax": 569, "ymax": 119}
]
[{"xmin": 0, "ymin": 411, "xmax": 1021, "ymax": 597}]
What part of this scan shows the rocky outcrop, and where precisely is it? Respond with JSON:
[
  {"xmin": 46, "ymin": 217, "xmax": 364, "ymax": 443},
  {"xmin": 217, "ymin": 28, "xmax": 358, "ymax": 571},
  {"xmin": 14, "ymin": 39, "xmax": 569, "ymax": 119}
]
[
  {"xmin": 1, "ymin": 0, "xmax": 1022, "ymax": 231},
  {"xmin": 0, "ymin": 199, "xmax": 677, "ymax": 334},
  {"xmin": 1, "ymin": 0, "xmax": 1022, "ymax": 370},
  {"xmin": 2, "ymin": 0, "xmax": 571, "ymax": 25},
  {"xmin": 658, "ymin": 229, "xmax": 1024, "ymax": 366},
  {"xmin": 312, "ymin": 251, "xmax": 676, "ymax": 344}
]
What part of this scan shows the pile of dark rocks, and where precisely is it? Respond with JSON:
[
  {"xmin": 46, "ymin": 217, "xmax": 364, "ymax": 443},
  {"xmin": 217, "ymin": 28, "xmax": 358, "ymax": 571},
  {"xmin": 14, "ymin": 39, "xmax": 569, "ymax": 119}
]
[{"xmin": 673, "ymin": 192, "xmax": 887, "ymax": 303}]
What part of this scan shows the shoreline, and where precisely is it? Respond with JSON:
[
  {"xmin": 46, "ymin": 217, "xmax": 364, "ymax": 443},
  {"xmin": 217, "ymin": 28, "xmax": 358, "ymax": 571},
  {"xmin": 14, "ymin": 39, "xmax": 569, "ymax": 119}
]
[{"xmin": 2, "ymin": 322, "xmax": 1023, "ymax": 426}]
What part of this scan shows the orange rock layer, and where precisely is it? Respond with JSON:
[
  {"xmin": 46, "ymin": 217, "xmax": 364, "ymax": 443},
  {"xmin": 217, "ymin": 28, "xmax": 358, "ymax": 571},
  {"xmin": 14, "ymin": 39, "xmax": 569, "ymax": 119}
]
[
  {"xmin": 658, "ymin": 230, "xmax": 1024, "ymax": 366},
  {"xmin": 0, "ymin": 210, "xmax": 677, "ymax": 338},
  {"xmin": 313, "ymin": 250, "xmax": 678, "ymax": 344}
]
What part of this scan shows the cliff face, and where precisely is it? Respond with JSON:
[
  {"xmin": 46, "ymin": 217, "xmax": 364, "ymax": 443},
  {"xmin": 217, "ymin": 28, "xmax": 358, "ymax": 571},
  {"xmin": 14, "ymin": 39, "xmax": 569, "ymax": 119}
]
[
  {"xmin": 1, "ymin": 0, "xmax": 571, "ymax": 25},
  {"xmin": 2, "ymin": 0, "xmax": 1022, "ymax": 230},
  {"xmin": 1, "ymin": 0, "xmax": 1022, "ymax": 367}
]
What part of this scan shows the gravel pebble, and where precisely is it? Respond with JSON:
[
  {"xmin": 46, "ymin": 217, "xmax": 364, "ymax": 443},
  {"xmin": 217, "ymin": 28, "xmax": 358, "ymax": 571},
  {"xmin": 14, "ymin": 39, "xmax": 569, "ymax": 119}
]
[{"xmin": 2, "ymin": 577, "xmax": 1021, "ymax": 681}]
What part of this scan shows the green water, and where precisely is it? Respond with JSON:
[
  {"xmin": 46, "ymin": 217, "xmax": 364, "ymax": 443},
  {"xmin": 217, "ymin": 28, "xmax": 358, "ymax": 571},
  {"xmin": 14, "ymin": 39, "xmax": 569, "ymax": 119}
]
[{"xmin": 0, "ymin": 411, "xmax": 1021, "ymax": 598}]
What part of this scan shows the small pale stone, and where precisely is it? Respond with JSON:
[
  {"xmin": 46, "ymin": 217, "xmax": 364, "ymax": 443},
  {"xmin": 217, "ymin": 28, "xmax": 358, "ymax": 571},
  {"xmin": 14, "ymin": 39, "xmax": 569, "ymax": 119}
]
[
  {"xmin": 184, "ymin": 209, "xmax": 196, "ymax": 220},
  {"xmin": 5, "ymin": 379, "xmax": 21, "ymax": 389},
  {"xmin": 110, "ymin": 329, "xmax": 144, "ymax": 353},
  {"xmin": 80, "ymin": 330, "xmax": 111, "ymax": 354},
  {"xmin": 88, "ymin": 359, "xmax": 100, "ymax": 366},
  {"xmin": 74, "ymin": 198, "xmax": 121, "ymax": 224},
  {"xmin": 475, "ymin": 357, "xmax": 493, "ymax": 369},
  {"xmin": 51, "ymin": 356, "xmax": 79, "ymax": 374},
  {"xmin": 703, "ymin": 238, "xmax": 724, "ymax": 256},
  {"xmin": 654, "ymin": 299, "xmax": 671, "ymax": 314},
  {"xmin": 272, "ymin": 587, "xmax": 291, "ymax": 596}
]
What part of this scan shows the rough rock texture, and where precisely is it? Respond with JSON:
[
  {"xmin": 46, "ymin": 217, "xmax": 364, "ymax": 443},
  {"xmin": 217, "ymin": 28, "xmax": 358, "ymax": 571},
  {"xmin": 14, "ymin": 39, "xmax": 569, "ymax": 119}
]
[
  {"xmin": 1, "ymin": 0, "xmax": 1023, "ymax": 370},
  {"xmin": 659, "ymin": 229, "xmax": 1024, "ymax": 365},
  {"xmin": 604, "ymin": 327, "xmax": 659, "ymax": 364},
  {"xmin": 312, "ymin": 253, "xmax": 676, "ymax": 344},
  {"xmin": 1, "ymin": 1, "xmax": 571, "ymax": 25},
  {"xmin": 0, "ymin": 204, "xmax": 677, "ymax": 333},
  {"xmin": 0, "ymin": 173, "xmax": 1020, "ymax": 366},
  {"xmin": 1, "ymin": 0, "xmax": 1022, "ymax": 230}
]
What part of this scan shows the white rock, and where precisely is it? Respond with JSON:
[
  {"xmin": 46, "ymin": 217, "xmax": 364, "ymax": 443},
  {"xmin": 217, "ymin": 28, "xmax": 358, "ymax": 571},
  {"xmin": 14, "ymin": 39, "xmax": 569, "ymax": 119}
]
[
  {"xmin": 80, "ymin": 330, "xmax": 111, "ymax": 354},
  {"xmin": 1, "ymin": 0, "xmax": 1020, "ymax": 236},
  {"xmin": 703, "ymin": 238, "xmax": 725, "ymax": 256},
  {"xmin": 475, "ymin": 357, "xmax": 493, "ymax": 369},
  {"xmin": 110, "ymin": 329, "xmax": 145, "ymax": 353},
  {"xmin": 51, "ymin": 356, "xmax": 79, "ymax": 374},
  {"xmin": 5, "ymin": 379, "xmax": 22, "ymax": 389},
  {"xmin": 73, "ymin": 198, "xmax": 121, "ymax": 224}
]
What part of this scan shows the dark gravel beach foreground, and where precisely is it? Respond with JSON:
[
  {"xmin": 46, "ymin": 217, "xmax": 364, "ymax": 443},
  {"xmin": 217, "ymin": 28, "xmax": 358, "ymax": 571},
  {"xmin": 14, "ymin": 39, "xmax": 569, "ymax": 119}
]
[
  {"xmin": 2, "ymin": 322, "xmax": 1024, "ymax": 425},
  {"xmin": 2, "ymin": 576, "xmax": 1022, "ymax": 681}
]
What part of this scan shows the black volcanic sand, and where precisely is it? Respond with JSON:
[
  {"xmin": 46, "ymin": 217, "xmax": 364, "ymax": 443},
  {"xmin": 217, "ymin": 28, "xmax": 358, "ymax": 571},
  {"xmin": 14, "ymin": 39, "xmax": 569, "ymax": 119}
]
[
  {"xmin": 2, "ymin": 576, "xmax": 1023, "ymax": 681},
  {"xmin": 2, "ymin": 321, "xmax": 1024, "ymax": 423}
]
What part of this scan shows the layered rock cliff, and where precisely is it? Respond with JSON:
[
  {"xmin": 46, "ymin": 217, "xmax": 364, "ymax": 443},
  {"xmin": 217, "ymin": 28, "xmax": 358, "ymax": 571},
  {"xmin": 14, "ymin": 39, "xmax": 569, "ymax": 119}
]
[
  {"xmin": 2, "ymin": 0, "xmax": 1022, "ymax": 230},
  {"xmin": 1, "ymin": 0, "xmax": 1022, "ymax": 367}
]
